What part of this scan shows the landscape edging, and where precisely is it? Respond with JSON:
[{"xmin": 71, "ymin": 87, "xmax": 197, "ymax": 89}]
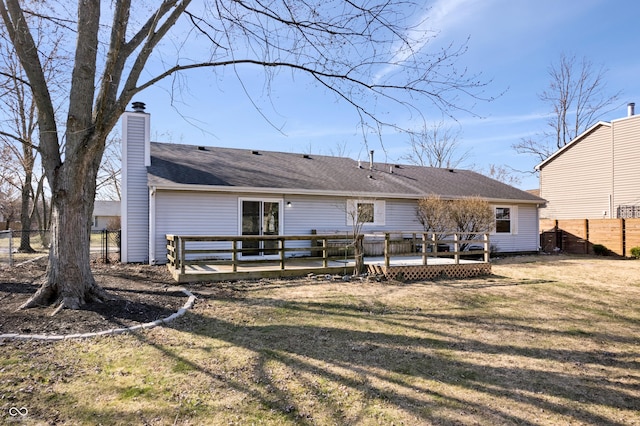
[{"xmin": 0, "ymin": 289, "xmax": 196, "ymax": 341}]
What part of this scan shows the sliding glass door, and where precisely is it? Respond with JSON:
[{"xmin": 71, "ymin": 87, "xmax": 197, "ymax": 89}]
[{"xmin": 240, "ymin": 199, "xmax": 281, "ymax": 257}]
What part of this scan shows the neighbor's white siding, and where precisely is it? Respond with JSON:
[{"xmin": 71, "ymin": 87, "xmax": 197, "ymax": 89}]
[
  {"xmin": 539, "ymin": 124, "xmax": 613, "ymax": 219},
  {"xmin": 121, "ymin": 112, "xmax": 150, "ymax": 263}
]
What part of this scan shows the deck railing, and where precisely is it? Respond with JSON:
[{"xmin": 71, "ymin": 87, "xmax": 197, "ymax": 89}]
[{"xmin": 166, "ymin": 232, "xmax": 490, "ymax": 275}]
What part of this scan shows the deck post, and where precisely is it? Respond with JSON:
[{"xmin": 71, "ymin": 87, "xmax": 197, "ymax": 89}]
[
  {"xmin": 483, "ymin": 233, "xmax": 490, "ymax": 263},
  {"xmin": 454, "ymin": 233, "xmax": 460, "ymax": 264},
  {"xmin": 232, "ymin": 239, "xmax": 237, "ymax": 272},
  {"xmin": 179, "ymin": 237, "xmax": 185, "ymax": 275},
  {"xmin": 279, "ymin": 238, "xmax": 285, "ymax": 270},
  {"xmin": 422, "ymin": 232, "xmax": 427, "ymax": 265},
  {"xmin": 322, "ymin": 238, "xmax": 328, "ymax": 267},
  {"xmin": 432, "ymin": 233, "xmax": 438, "ymax": 257},
  {"xmin": 384, "ymin": 233, "xmax": 390, "ymax": 268}
]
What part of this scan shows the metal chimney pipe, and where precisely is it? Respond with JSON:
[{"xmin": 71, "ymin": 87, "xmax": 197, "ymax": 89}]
[
  {"xmin": 369, "ymin": 150, "xmax": 374, "ymax": 170},
  {"xmin": 132, "ymin": 101, "xmax": 146, "ymax": 113},
  {"xmin": 628, "ymin": 102, "xmax": 635, "ymax": 117}
]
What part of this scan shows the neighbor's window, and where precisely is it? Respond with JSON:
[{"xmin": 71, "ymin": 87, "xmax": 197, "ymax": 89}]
[{"xmin": 495, "ymin": 207, "xmax": 511, "ymax": 233}]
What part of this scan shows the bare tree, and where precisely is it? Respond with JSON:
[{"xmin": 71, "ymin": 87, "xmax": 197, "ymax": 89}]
[
  {"xmin": 400, "ymin": 121, "xmax": 470, "ymax": 168},
  {"xmin": 417, "ymin": 195, "xmax": 494, "ymax": 251},
  {"xmin": 447, "ymin": 197, "xmax": 494, "ymax": 251},
  {"xmin": 513, "ymin": 53, "xmax": 622, "ymax": 162},
  {"xmin": 484, "ymin": 164, "xmax": 522, "ymax": 187},
  {"xmin": 327, "ymin": 141, "xmax": 351, "ymax": 158},
  {"xmin": 345, "ymin": 199, "xmax": 375, "ymax": 276},
  {"xmin": 0, "ymin": 145, "xmax": 19, "ymax": 229},
  {"xmin": 1, "ymin": 0, "xmax": 490, "ymax": 310},
  {"xmin": 0, "ymin": 7, "xmax": 65, "ymax": 252},
  {"xmin": 416, "ymin": 195, "xmax": 450, "ymax": 243},
  {"xmin": 96, "ymin": 133, "xmax": 122, "ymax": 201}
]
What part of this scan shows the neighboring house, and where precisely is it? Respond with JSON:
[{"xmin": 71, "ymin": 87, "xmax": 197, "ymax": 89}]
[
  {"xmin": 120, "ymin": 107, "xmax": 544, "ymax": 264},
  {"xmin": 92, "ymin": 200, "xmax": 121, "ymax": 230},
  {"xmin": 536, "ymin": 103, "xmax": 640, "ymax": 220}
]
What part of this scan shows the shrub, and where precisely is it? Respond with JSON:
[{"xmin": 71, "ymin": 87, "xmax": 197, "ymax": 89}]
[
  {"xmin": 592, "ymin": 244, "xmax": 609, "ymax": 256},
  {"xmin": 630, "ymin": 246, "xmax": 640, "ymax": 259}
]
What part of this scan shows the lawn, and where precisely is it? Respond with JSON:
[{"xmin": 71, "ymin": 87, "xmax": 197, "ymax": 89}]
[{"xmin": 1, "ymin": 255, "xmax": 639, "ymax": 425}]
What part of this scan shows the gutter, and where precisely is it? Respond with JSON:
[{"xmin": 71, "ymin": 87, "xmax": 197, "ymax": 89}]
[{"xmin": 146, "ymin": 181, "xmax": 544, "ymax": 205}]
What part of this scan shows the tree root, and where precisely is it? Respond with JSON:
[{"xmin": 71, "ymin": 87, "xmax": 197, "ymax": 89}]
[
  {"xmin": 18, "ymin": 284, "xmax": 56, "ymax": 310},
  {"xmin": 19, "ymin": 282, "xmax": 112, "ymax": 312},
  {"xmin": 51, "ymin": 301, "xmax": 66, "ymax": 316}
]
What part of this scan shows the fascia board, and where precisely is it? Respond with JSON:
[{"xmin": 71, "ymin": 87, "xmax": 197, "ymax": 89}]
[{"xmin": 148, "ymin": 181, "xmax": 543, "ymax": 205}]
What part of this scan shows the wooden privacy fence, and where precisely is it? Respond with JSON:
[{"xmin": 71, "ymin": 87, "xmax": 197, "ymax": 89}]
[{"xmin": 540, "ymin": 218, "xmax": 640, "ymax": 257}]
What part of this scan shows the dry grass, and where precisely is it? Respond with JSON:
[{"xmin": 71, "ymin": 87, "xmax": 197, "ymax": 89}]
[{"xmin": 2, "ymin": 254, "xmax": 639, "ymax": 425}]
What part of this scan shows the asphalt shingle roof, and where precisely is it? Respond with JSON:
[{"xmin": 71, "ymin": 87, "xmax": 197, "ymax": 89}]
[{"xmin": 148, "ymin": 142, "xmax": 542, "ymax": 202}]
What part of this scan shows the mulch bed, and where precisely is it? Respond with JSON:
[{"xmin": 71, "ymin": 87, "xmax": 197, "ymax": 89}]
[{"xmin": 0, "ymin": 258, "xmax": 188, "ymax": 336}]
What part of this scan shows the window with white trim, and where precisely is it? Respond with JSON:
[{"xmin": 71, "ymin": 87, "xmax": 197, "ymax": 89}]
[
  {"xmin": 494, "ymin": 206, "xmax": 517, "ymax": 234},
  {"xmin": 346, "ymin": 199, "xmax": 385, "ymax": 226}
]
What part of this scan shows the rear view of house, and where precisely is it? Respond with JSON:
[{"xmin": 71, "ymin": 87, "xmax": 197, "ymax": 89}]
[{"xmin": 120, "ymin": 105, "xmax": 543, "ymax": 265}]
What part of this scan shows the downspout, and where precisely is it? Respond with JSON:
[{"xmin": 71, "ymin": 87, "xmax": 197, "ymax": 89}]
[
  {"xmin": 609, "ymin": 194, "xmax": 613, "ymax": 219},
  {"xmin": 149, "ymin": 186, "xmax": 156, "ymax": 265},
  {"xmin": 536, "ymin": 204, "xmax": 541, "ymax": 252}
]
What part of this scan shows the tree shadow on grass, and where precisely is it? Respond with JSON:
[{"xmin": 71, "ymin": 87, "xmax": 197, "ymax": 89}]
[{"xmin": 118, "ymin": 293, "xmax": 640, "ymax": 425}]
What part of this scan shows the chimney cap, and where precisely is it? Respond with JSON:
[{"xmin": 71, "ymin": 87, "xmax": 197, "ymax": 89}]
[
  {"xmin": 132, "ymin": 101, "xmax": 146, "ymax": 112},
  {"xmin": 628, "ymin": 102, "xmax": 635, "ymax": 117}
]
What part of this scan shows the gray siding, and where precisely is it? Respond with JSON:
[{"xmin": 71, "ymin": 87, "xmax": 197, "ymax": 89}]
[
  {"xmin": 284, "ymin": 196, "xmax": 423, "ymax": 234},
  {"xmin": 539, "ymin": 125, "xmax": 613, "ymax": 219},
  {"xmin": 490, "ymin": 204, "xmax": 539, "ymax": 252},
  {"xmin": 150, "ymin": 191, "xmax": 539, "ymax": 263},
  {"xmin": 153, "ymin": 191, "xmax": 238, "ymax": 263},
  {"xmin": 122, "ymin": 113, "xmax": 150, "ymax": 262},
  {"xmin": 283, "ymin": 195, "xmax": 345, "ymax": 234}
]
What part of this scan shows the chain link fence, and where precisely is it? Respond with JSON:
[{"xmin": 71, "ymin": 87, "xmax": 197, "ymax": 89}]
[
  {"xmin": 0, "ymin": 229, "xmax": 121, "ymax": 265},
  {"xmin": 97, "ymin": 229, "xmax": 121, "ymax": 263}
]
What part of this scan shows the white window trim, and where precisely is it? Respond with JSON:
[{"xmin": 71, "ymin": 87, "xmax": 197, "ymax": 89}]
[
  {"xmin": 346, "ymin": 199, "xmax": 386, "ymax": 226},
  {"xmin": 492, "ymin": 205, "xmax": 518, "ymax": 235}
]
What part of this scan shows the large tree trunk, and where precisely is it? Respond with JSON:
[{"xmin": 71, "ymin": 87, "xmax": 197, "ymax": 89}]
[
  {"xmin": 18, "ymin": 173, "xmax": 35, "ymax": 253},
  {"xmin": 19, "ymin": 147, "xmax": 110, "ymax": 310}
]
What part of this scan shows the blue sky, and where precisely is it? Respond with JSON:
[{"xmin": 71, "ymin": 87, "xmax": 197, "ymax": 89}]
[{"xmin": 137, "ymin": 0, "xmax": 640, "ymax": 190}]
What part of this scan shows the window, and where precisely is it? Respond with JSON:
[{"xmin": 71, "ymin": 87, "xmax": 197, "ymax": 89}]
[
  {"xmin": 346, "ymin": 199, "xmax": 385, "ymax": 226},
  {"xmin": 357, "ymin": 202, "xmax": 375, "ymax": 223},
  {"xmin": 495, "ymin": 207, "xmax": 512, "ymax": 233}
]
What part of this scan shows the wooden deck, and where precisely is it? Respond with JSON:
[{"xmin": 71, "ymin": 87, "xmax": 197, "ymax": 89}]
[
  {"xmin": 171, "ymin": 257, "xmax": 490, "ymax": 282},
  {"xmin": 166, "ymin": 232, "xmax": 491, "ymax": 283},
  {"xmin": 169, "ymin": 258, "xmax": 353, "ymax": 282}
]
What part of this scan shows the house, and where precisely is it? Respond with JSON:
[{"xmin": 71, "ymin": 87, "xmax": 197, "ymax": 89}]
[
  {"xmin": 536, "ymin": 103, "xmax": 640, "ymax": 220},
  {"xmin": 92, "ymin": 200, "xmax": 121, "ymax": 230},
  {"xmin": 120, "ymin": 106, "xmax": 544, "ymax": 264}
]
